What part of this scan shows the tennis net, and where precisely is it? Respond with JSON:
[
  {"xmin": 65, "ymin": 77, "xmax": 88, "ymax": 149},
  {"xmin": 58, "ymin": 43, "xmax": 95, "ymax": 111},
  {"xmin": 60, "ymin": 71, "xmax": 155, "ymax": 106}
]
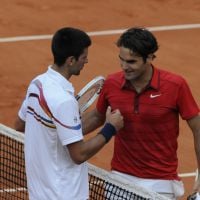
[{"xmin": 0, "ymin": 123, "xmax": 169, "ymax": 200}]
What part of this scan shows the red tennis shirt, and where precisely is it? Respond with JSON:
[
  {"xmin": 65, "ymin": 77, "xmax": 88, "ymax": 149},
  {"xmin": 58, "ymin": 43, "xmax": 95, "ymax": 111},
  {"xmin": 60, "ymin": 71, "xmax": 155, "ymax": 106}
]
[{"xmin": 96, "ymin": 66, "xmax": 200, "ymax": 180}]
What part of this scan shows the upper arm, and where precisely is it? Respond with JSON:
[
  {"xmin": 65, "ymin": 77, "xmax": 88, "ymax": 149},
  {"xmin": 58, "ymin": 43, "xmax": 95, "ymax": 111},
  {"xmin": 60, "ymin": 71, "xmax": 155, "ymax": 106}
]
[{"xmin": 81, "ymin": 108, "xmax": 105, "ymax": 135}]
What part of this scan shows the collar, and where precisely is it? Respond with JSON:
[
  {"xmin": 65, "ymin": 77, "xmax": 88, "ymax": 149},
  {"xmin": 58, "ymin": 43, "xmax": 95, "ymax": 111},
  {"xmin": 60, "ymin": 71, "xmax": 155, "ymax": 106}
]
[
  {"xmin": 121, "ymin": 65, "xmax": 160, "ymax": 91},
  {"xmin": 149, "ymin": 65, "xmax": 160, "ymax": 90},
  {"xmin": 46, "ymin": 66, "xmax": 74, "ymax": 94}
]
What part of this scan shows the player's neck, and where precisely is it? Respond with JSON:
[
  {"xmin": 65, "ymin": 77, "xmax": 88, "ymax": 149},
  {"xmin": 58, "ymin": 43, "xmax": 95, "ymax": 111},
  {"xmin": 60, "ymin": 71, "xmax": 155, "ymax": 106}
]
[
  {"xmin": 51, "ymin": 64, "xmax": 71, "ymax": 80},
  {"xmin": 130, "ymin": 65, "xmax": 153, "ymax": 93}
]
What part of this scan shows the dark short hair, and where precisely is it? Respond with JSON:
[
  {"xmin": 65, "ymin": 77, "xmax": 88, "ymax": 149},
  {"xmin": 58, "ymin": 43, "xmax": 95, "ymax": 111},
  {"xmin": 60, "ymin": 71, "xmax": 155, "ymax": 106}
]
[
  {"xmin": 117, "ymin": 27, "xmax": 159, "ymax": 61},
  {"xmin": 51, "ymin": 27, "xmax": 91, "ymax": 66}
]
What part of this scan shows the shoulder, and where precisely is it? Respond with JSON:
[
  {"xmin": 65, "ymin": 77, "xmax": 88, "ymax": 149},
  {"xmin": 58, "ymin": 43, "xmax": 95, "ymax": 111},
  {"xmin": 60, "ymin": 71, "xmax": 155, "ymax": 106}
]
[
  {"xmin": 158, "ymin": 68, "xmax": 188, "ymax": 86},
  {"xmin": 46, "ymin": 83, "xmax": 75, "ymax": 107},
  {"xmin": 106, "ymin": 71, "xmax": 123, "ymax": 79},
  {"xmin": 32, "ymin": 74, "xmax": 76, "ymax": 107},
  {"xmin": 101, "ymin": 71, "xmax": 124, "ymax": 91},
  {"xmin": 105, "ymin": 71, "xmax": 124, "ymax": 84}
]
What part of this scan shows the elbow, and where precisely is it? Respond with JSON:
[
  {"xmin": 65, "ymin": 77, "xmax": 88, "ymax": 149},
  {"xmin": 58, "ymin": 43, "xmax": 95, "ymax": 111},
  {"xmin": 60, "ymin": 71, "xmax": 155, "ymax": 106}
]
[
  {"xmin": 67, "ymin": 141, "xmax": 88, "ymax": 165},
  {"xmin": 73, "ymin": 159, "xmax": 84, "ymax": 165},
  {"xmin": 71, "ymin": 156, "xmax": 86, "ymax": 165},
  {"xmin": 70, "ymin": 151, "xmax": 88, "ymax": 165},
  {"xmin": 14, "ymin": 117, "xmax": 25, "ymax": 132}
]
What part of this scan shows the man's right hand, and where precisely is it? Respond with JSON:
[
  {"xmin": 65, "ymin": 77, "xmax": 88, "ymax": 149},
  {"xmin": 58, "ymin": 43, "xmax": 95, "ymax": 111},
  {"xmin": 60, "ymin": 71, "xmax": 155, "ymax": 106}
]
[{"xmin": 105, "ymin": 106, "xmax": 124, "ymax": 131}]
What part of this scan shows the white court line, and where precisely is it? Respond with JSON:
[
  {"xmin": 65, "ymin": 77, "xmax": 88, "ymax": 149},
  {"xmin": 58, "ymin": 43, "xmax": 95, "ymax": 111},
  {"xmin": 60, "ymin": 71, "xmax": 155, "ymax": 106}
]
[
  {"xmin": 0, "ymin": 23, "xmax": 200, "ymax": 43},
  {"xmin": 179, "ymin": 171, "xmax": 197, "ymax": 178}
]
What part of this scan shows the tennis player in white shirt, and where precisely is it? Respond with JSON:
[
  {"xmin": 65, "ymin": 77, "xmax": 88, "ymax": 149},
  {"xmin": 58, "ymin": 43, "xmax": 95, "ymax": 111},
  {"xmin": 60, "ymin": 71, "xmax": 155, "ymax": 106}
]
[{"xmin": 15, "ymin": 27, "xmax": 124, "ymax": 200}]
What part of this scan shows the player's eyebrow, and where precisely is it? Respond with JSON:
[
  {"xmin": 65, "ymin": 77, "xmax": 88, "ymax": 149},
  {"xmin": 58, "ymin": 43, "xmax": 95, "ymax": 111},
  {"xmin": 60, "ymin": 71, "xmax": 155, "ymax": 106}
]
[{"xmin": 118, "ymin": 55, "xmax": 136, "ymax": 64}]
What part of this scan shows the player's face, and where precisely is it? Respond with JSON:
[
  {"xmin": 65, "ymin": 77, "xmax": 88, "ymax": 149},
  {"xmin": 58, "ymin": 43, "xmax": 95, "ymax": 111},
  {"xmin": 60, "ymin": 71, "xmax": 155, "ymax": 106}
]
[
  {"xmin": 71, "ymin": 48, "xmax": 89, "ymax": 75},
  {"xmin": 119, "ymin": 46, "xmax": 149, "ymax": 82}
]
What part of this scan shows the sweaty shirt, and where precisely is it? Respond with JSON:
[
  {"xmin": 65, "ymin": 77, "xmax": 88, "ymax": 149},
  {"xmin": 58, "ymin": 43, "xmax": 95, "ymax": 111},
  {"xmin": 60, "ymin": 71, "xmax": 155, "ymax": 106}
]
[{"xmin": 96, "ymin": 66, "xmax": 199, "ymax": 180}]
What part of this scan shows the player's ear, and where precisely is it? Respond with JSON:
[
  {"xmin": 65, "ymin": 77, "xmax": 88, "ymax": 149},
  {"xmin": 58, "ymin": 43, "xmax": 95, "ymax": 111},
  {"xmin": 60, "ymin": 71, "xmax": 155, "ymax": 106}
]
[{"xmin": 66, "ymin": 56, "xmax": 75, "ymax": 66}]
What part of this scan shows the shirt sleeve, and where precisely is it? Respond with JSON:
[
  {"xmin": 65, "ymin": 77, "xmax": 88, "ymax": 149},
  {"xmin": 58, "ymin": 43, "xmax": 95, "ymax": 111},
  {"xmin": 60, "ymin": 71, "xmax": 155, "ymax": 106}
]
[
  {"xmin": 177, "ymin": 78, "xmax": 200, "ymax": 120},
  {"xmin": 53, "ymin": 98, "xmax": 83, "ymax": 146},
  {"xmin": 18, "ymin": 81, "xmax": 36, "ymax": 121}
]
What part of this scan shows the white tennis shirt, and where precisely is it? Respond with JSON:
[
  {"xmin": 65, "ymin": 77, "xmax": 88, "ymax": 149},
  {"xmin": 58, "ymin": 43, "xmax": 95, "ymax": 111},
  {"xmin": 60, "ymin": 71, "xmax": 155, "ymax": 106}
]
[{"xmin": 18, "ymin": 66, "xmax": 89, "ymax": 200}]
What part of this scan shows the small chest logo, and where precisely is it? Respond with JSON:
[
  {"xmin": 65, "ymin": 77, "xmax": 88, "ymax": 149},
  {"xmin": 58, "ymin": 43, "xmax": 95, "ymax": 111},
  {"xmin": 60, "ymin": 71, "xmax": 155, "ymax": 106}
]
[{"xmin": 150, "ymin": 94, "xmax": 162, "ymax": 98}]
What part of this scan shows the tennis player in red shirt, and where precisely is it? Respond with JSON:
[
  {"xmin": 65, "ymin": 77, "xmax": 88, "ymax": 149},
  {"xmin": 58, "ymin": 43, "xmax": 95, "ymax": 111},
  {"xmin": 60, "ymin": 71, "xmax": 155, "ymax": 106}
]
[{"xmin": 82, "ymin": 27, "xmax": 200, "ymax": 200}]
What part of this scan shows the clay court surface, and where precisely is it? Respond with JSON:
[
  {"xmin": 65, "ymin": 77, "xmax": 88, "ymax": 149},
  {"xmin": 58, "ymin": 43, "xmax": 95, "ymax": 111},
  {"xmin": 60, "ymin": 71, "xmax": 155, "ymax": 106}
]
[{"xmin": 0, "ymin": 0, "xmax": 200, "ymax": 199}]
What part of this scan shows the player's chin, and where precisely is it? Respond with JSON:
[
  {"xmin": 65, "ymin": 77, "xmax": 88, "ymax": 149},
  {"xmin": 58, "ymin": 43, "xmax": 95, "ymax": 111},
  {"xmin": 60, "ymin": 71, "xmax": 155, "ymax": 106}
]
[
  {"xmin": 124, "ymin": 73, "xmax": 137, "ymax": 81},
  {"xmin": 74, "ymin": 71, "xmax": 81, "ymax": 76},
  {"xmin": 78, "ymin": 67, "xmax": 84, "ymax": 74},
  {"xmin": 74, "ymin": 66, "xmax": 84, "ymax": 76}
]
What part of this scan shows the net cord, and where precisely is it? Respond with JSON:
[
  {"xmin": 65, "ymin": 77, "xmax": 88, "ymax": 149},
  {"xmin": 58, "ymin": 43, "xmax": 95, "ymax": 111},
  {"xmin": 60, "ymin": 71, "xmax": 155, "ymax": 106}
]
[
  {"xmin": 88, "ymin": 162, "xmax": 169, "ymax": 200},
  {"xmin": 0, "ymin": 123, "xmax": 24, "ymax": 143}
]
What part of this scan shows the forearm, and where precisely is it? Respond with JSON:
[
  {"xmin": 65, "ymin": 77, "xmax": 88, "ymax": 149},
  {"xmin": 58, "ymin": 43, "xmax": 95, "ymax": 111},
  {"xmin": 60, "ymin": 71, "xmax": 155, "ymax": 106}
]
[
  {"xmin": 67, "ymin": 133, "xmax": 107, "ymax": 164},
  {"xmin": 188, "ymin": 115, "xmax": 200, "ymax": 192},
  {"xmin": 80, "ymin": 134, "xmax": 107, "ymax": 162},
  {"xmin": 194, "ymin": 129, "xmax": 200, "ymax": 177},
  {"xmin": 187, "ymin": 115, "xmax": 200, "ymax": 173},
  {"xmin": 68, "ymin": 123, "xmax": 116, "ymax": 164},
  {"xmin": 82, "ymin": 109, "xmax": 105, "ymax": 135},
  {"xmin": 192, "ymin": 129, "xmax": 200, "ymax": 193},
  {"xmin": 68, "ymin": 107, "xmax": 123, "ymax": 165}
]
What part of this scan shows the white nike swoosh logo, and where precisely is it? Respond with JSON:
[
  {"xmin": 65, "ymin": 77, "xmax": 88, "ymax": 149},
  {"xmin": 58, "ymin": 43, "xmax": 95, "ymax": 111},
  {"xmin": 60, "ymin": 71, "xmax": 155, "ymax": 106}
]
[{"xmin": 150, "ymin": 94, "xmax": 162, "ymax": 98}]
